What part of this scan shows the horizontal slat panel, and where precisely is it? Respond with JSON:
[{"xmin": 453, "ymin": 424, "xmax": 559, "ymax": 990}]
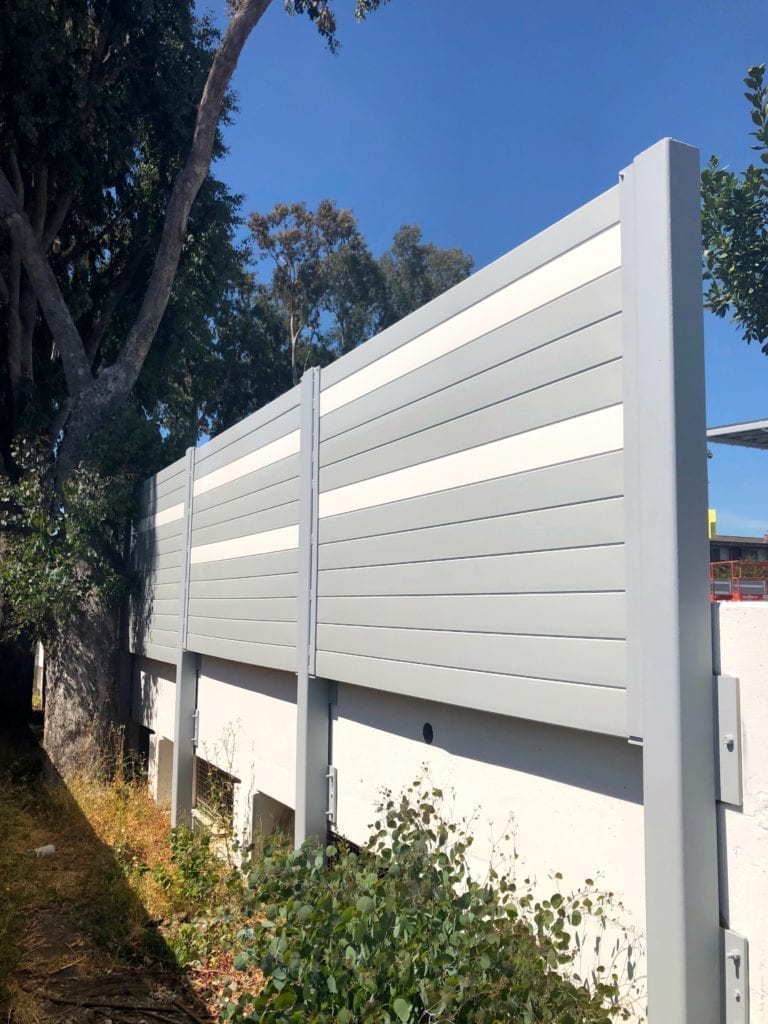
[
  {"xmin": 317, "ymin": 593, "xmax": 625, "ymax": 639},
  {"xmin": 195, "ymin": 385, "xmax": 301, "ymax": 466},
  {"xmin": 193, "ymin": 478, "xmax": 298, "ymax": 530},
  {"xmin": 320, "ymin": 361, "xmax": 622, "ymax": 493},
  {"xmin": 317, "ymin": 624, "xmax": 625, "ymax": 686},
  {"xmin": 136, "ymin": 566, "xmax": 181, "ymax": 588},
  {"xmin": 195, "ymin": 411, "xmax": 300, "ymax": 481},
  {"xmin": 189, "ymin": 575, "xmax": 298, "ymax": 601},
  {"xmin": 321, "ymin": 188, "xmax": 619, "ymax": 390},
  {"xmin": 187, "ymin": 616, "xmax": 295, "ymax": 648},
  {"xmin": 319, "ymin": 498, "xmax": 623, "ymax": 570},
  {"xmin": 318, "ymin": 545, "xmax": 623, "ymax": 596},
  {"xmin": 134, "ymin": 534, "xmax": 183, "ymax": 560},
  {"xmin": 315, "ymin": 651, "xmax": 626, "ymax": 736},
  {"xmin": 189, "ymin": 549, "xmax": 299, "ymax": 582},
  {"xmin": 137, "ymin": 458, "xmax": 185, "ymax": 496},
  {"xmin": 133, "ymin": 551, "xmax": 183, "ymax": 572},
  {"xmin": 188, "ymin": 597, "xmax": 297, "ymax": 622},
  {"xmin": 191, "ymin": 500, "xmax": 299, "ymax": 548},
  {"xmin": 142, "ymin": 582, "xmax": 180, "ymax": 602},
  {"xmin": 192, "ymin": 457, "xmax": 300, "ymax": 515},
  {"xmin": 319, "ymin": 452, "xmax": 622, "ymax": 544},
  {"xmin": 134, "ymin": 519, "xmax": 184, "ymax": 544},
  {"xmin": 134, "ymin": 641, "xmax": 177, "ymax": 664},
  {"xmin": 137, "ymin": 481, "xmax": 185, "ymax": 516},
  {"xmin": 321, "ymin": 274, "xmax": 620, "ymax": 444},
  {"xmin": 144, "ymin": 613, "xmax": 179, "ymax": 634},
  {"xmin": 186, "ymin": 633, "xmax": 296, "ymax": 673},
  {"xmin": 147, "ymin": 598, "xmax": 180, "ymax": 617},
  {"xmin": 321, "ymin": 315, "xmax": 620, "ymax": 467},
  {"xmin": 131, "ymin": 627, "xmax": 178, "ymax": 652}
]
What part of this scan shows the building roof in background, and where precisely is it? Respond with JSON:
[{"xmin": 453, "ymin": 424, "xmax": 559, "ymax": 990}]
[{"xmin": 707, "ymin": 419, "xmax": 768, "ymax": 450}]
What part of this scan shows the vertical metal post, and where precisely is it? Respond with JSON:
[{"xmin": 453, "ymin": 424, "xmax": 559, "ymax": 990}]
[
  {"xmin": 171, "ymin": 446, "xmax": 197, "ymax": 828},
  {"xmin": 621, "ymin": 139, "xmax": 720, "ymax": 1022},
  {"xmin": 295, "ymin": 368, "xmax": 330, "ymax": 846}
]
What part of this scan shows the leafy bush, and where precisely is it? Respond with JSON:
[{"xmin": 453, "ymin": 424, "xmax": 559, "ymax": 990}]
[{"xmin": 223, "ymin": 783, "xmax": 627, "ymax": 1023}]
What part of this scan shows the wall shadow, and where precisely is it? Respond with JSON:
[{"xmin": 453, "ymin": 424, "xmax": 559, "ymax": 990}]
[
  {"xmin": 0, "ymin": 719, "xmax": 214, "ymax": 1023},
  {"xmin": 333, "ymin": 681, "xmax": 643, "ymax": 805}
]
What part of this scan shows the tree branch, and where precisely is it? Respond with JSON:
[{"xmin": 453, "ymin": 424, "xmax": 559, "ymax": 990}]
[
  {"xmin": 0, "ymin": 168, "xmax": 92, "ymax": 398},
  {"xmin": 107, "ymin": 0, "xmax": 272, "ymax": 398},
  {"xmin": 42, "ymin": 187, "xmax": 75, "ymax": 252},
  {"xmin": 86, "ymin": 233, "xmax": 157, "ymax": 367}
]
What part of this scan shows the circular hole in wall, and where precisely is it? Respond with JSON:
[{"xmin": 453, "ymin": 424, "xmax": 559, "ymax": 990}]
[{"xmin": 422, "ymin": 722, "xmax": 434, "ymax": 745}]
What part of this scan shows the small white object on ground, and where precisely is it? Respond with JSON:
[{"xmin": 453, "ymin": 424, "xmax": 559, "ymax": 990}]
[{"xmin": 31, "ymin": 844, "xmax": 56, "ymax": 857}]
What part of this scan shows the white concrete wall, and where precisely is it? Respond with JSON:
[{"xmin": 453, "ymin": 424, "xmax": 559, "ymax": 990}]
[
  {"xmin": 333, "ymin": 682, "xmax": 646, "ymax": 1011},
  {"xmin": 196, "ymin": 656, "xmax": 297, "ymax": 843},
  {"xmin": 132, "ymin": 657, "xmax": 176, "ymax": 800},
  {"xmin": 716, "ymin": 602, "xmax": 768, "ymax": 1021},
  {"xmin": 130, "ymin": 604, "xmax": 768, "ymax": 1021}
]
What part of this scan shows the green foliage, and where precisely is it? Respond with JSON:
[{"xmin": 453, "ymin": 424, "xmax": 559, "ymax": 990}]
[
  {"xmin": 0, "ymin": 438, "xmax": 131, "ymax": 640},
  {"xmin": 222, "ymin": 784, "xmax": 626, "ymax": 1023},
  {"xmin": 379, "ymin": 225, "xmax": 474, "ymax": 330},
  {"xmin": 702, "ymin": 64, "xmax": 768, "ymax": 350},
  {"xmin": 246, "ymin": 200, "xmax": 473, "ymax": 389},
  {"xmin": 287, "ymin": 0, "xmax": 392, "ymax": 53}
]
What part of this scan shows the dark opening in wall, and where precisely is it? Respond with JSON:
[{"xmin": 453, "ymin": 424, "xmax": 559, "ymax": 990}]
[{"xmin": 194, "ymin": 757, "xmax": 238, "ymax": 828}]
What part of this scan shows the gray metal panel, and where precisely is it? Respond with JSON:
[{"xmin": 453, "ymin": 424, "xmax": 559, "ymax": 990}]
[
  {"xmin": 318, "ymin": 499, "xmax": 623, "ymax": 570},
  {"xmin": 188, "ymin": 575, "xmax": 298, "ymax": 600},
  {"xmin": 188, "ymin": 549, "xmax": 299, "ymax": 582},
  {"xmin": 316, "ymin": 624, "xmax": 624, "ymax": 687},
  {"xmin": 193, "ymin": 480, "xmax": 298, "ymax": 530},
  {"xmin": 317, "ymin": 593, "xmax": 625, "ymax": 639},
  {"xmin": 151, "ymin": 598, "xmax": 180, "ymax": 617},
  {"xmin": 147, "ymin": 613, "xmax": 179, "ymax": 634},
  {"xmin": 321, "ymin": 188, "xmax": 619, "ymax": 389},
  {"xmin": 315, "ymin": 650, "xmax": 626, "ymax": 737},
  {"xmin": 195, "ymin": 384, "xmax": 301, "ymax": 466},
  {"xmin": 133, "ymin": 627, "xmax": 177, "ymax": 653},
  {"xmin": 295, "ymin": 368, "xmax": 328, "ymax": 845},
  {"xmin": 321, "ymin": 313, "xmax": 620, "ymax": 466},
  {"xmin": 187, "ymin": 616, "xmax": 295, "ymax": 648},
  {"xmin": 185, "ymin": 633, "xmax": 297, "ymax": 673},
  {"xmin": 318, "ymin": 545, "xmax": 623, "ymax": 596},
  {"xmin": 321, "ymin": 275, "xmax": 620, "ymax": 444},
  {"xmin": 194, "ymin": 405, "xmax": 300, "ymax": 478},
  {"xmin": 321, "ymin": 362, "xmax": 621, "ymax": 492},
  {"xmin": 319, "ymin": 452, "xmax": 623, "ymax": 544},
  {"xmin": 136, "ymin": 534, "xmax": 183, "ymax": 559},
  {"xmin": 192, "ymin": 456, "xmax": 300, "ymax": 514},
  {"xmin": 139, "ymin": 641, "xmax": 178, "ymax": 664},
  {"xmin": 188, "ymin": 597, "xmax": 296, "ymax": 621},
  {"xmin": 621, "ymin": 140, "xmax": 719, "ymax": 1022},
  {"xmin": 140, "ymin": 566, "xmax": 182, "ymax": 587},
  {"xmin": 137, "ymin": 482, "xmax": 186, "ymax": 515},
  {"xmin": 191, "ymin": 500, "xmax": 300, "ymax": 548},
  {"xmin": 133, "ymin": 551, "xmax": 183, "ymax": 571},
  {"xmin": 171, "ymin": 447, "xmax": 196, "ymax": 828},
  {"xmin": 134, "ymin": 520, "xmax": 184, "ymax": 545}
]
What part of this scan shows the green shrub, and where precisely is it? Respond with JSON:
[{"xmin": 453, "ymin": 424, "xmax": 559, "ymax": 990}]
[{"xmin": 223, "ymin": 783, "xmax": 627, "ymax": 1023}]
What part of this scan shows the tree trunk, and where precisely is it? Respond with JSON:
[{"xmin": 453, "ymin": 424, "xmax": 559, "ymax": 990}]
[{"xmin": 43, "ymin": 590, "xmax": 123, "ymax": 776}]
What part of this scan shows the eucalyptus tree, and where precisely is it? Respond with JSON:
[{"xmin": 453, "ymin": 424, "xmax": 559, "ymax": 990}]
[
  {"xmin": 0, "ymin": 0, "xmax": 390, "ymax": 770},
  {"xmin": 702, "ymin": 64, "xmax": 768, "ymax": 351}
]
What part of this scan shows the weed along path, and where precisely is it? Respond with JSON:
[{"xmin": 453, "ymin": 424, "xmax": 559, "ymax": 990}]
[{"xmin": 0, "ymin": 731, "xmax": 226, "ymax": 1024}]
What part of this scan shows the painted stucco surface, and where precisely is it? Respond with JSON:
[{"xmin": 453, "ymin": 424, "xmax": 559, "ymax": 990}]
[
  {"xmin": 195, "ymin": 656, "xmax": 297, "ymax": 841},
  {"xmin": 717, "ymin": 602, "xmax": 768, "ymax": 1021}
]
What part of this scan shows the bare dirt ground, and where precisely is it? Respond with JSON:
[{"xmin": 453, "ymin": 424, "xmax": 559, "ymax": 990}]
[{"xmin": 1, "ymin": 727, "xmax": 214, "ymax": 1024}]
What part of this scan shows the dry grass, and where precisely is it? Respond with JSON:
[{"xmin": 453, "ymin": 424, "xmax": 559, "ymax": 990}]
[{"xmin": 0, "ymin": 737, "xmax": 257, "ymax": 1023}]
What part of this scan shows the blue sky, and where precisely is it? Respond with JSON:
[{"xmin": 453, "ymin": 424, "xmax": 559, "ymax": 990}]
[{"xmin": 212, "ymin": 0, "xmax": 768, "ymax": 535}]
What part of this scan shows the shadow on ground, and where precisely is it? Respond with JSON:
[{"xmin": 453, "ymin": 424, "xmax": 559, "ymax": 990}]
[{"xmin": 0, "ymin": 717, "xmax": 214, "ymax": 1024}]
